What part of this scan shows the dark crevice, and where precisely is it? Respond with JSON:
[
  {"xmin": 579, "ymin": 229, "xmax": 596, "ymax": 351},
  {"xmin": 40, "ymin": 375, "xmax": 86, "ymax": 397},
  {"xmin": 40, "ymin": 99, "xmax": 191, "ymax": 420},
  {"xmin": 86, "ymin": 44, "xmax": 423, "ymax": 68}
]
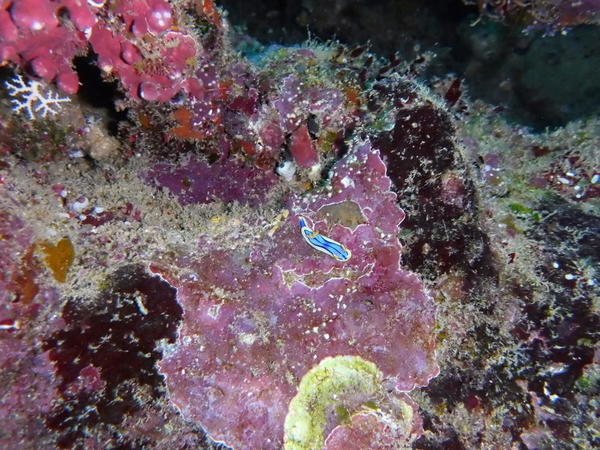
[{"xmin": 73, "ymin": 56, "xmax": 128, "ymax": 135}]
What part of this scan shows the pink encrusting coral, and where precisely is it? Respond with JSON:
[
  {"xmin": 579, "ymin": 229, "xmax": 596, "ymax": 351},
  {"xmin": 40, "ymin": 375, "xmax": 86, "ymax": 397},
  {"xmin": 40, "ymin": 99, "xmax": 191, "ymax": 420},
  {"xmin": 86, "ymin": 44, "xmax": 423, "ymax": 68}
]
[
  {"xmin": 1, "ymin": 0, "xmax": 207, "ymax": 99},
  {"xmin": 185, "ymin": 54, "xmax": 358, "ymax": 167},
  {"xmin": 290, "ymin": 124, "xmax": 318, "ymax": 168},
  {"xmin": 87, "ymin": 0, "xmax": 203, "ymax": 101},
  {"xmin": 0, "ymin": 211, "xmax": 63, "ymax": 448},
  {"xmin": 144, "ymin": 157, "xmax": 280, "ymax": 206},
  {"xmin": 269, "ymin": 72, "xmax": 354, "ymax": 168},
  {"xmin": 0, "ymin": 0, "xmax": 92, "ymax": 94},
  {"xmin": 324, "ymin": 407, "xmax": 418, "ymax": 450},
  {"xmin": 155, "ymin": 141, "xmax": 439, "ymax": 448}
]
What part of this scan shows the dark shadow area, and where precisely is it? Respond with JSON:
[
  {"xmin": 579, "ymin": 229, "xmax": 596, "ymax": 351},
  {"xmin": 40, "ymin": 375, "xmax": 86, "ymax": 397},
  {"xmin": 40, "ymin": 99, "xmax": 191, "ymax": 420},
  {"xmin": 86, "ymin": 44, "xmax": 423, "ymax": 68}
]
[
  {"xmin": 73, "ymin": 56, "xmax": 129, "ymax": 134},
  {"xmin": 221, "ymin": 0, "xmax": 472, "ymax": 60},
  {"xmin": 220, "ymin": 0, "xmax": 600, "ymax": 130}
]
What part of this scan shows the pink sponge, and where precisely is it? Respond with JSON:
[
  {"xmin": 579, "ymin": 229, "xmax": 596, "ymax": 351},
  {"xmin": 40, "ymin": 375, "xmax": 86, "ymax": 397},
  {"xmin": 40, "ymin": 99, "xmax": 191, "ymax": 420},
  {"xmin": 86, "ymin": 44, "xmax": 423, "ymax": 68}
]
[
  {"xmin": 10, "ymin": 0, "xmax": 58, "ymax": 31},
  {"xmin": 1, "ymin": 0, "xmax": 202, "ymax": 99},
  {"xmin": 1, "ymin": 0, "xmax": 92, "ymax": 93}
]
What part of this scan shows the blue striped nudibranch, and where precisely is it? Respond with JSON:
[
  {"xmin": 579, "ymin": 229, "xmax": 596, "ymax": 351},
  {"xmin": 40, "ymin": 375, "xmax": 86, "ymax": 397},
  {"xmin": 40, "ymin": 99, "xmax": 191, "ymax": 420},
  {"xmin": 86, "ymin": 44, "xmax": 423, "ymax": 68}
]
[{"xmin": 298, "ymin": 217, "xmax": 351, "ymax": 262}]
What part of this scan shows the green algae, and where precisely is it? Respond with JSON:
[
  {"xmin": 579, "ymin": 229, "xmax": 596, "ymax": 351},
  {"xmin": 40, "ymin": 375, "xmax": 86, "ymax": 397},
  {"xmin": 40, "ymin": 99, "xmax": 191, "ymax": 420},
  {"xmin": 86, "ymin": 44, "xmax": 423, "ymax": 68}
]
[
  {"xmin": 283, "ymin": 355, "xmax": 382, "ymax": 450},
  {"xmin": 507, "ymin": 203, "xmax": 541, "ymax": 222}
]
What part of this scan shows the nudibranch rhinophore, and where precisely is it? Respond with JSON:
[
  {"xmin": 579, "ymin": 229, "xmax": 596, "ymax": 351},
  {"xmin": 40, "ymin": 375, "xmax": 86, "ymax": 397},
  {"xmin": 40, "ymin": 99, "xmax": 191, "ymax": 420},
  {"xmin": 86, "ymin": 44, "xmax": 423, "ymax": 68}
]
[{"xmin": 298, "ymin": 216, "xmax": 351, "ymax": 262}]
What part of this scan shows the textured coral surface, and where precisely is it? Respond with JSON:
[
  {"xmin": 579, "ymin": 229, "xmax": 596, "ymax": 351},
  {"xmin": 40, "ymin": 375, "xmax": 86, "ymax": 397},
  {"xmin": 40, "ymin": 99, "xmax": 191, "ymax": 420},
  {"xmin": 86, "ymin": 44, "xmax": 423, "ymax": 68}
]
[
  {"xmin": 0, "ymin": 0, "xmax": 598, "ymax": 449},
  {"xmin": 155, "ymin": 141, "xmax": 438, "ymax": 448}
]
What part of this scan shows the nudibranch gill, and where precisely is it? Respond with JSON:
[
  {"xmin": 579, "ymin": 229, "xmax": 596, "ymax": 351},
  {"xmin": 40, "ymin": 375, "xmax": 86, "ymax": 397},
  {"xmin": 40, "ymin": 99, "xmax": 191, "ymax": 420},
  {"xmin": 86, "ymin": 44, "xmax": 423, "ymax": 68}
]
[{"xmin": 298, "ymin": 217, "xmax": 351, "ymax": 262}]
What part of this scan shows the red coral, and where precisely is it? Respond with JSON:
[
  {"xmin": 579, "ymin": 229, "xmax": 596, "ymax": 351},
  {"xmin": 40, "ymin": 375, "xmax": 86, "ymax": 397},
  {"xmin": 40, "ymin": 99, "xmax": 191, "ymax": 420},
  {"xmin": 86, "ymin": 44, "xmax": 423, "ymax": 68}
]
[
  {"xmin": 1, "ymin": 0, "xmax": 207, "ymax": 99},
  {"xmin": 114, "ymin": 0, "xmax": 174, "ymax": 36},
  {"xmin": 88, "ymin": 14, "xmax": 199, "ymax": 101},
  {"xmin": 0, "ymin": 0, "xmax": 91, "ymax": 93},
  {"xmin": 290, "ymin": 124, "xmax": 318, "ymax": 168}
]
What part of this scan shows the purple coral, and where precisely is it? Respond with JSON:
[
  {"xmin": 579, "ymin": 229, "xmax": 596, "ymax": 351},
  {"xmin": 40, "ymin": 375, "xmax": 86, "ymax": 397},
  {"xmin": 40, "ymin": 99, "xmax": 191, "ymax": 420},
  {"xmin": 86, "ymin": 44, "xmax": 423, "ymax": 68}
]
[
  {"xmin": 0, "ymin": 212, "xmax": 63, "ymax": 448},
  {"xmin": 155, "ymin": 141, "xmax": 439, "ymax": 448},
  {"xmin": 144, "ymin": 157, "xmax": 280, "ymax": 206}
]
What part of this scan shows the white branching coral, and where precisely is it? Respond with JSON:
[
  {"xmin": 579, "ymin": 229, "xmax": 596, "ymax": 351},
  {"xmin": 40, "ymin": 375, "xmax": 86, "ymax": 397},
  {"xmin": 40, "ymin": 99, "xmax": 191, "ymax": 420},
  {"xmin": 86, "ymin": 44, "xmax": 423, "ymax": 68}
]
[{"xmin": 5, "ymin": 74, "xmax": 70, "ymax": 120}]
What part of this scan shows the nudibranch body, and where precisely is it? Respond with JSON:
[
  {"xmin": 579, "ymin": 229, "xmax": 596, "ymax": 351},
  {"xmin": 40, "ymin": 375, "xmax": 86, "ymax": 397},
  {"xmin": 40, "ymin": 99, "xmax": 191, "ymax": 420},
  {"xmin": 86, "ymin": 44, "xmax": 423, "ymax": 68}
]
[{"xmin": 298, "ymin": 217, "xmax": 351, "ymax": 262}]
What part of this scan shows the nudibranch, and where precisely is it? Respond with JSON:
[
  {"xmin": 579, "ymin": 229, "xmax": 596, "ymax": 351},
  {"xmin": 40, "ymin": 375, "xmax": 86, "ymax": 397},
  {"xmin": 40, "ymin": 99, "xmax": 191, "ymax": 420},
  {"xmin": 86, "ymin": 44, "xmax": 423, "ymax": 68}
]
[{"xmin": 298, "ymin": 217, "xmax": 351, "ymax": 262}]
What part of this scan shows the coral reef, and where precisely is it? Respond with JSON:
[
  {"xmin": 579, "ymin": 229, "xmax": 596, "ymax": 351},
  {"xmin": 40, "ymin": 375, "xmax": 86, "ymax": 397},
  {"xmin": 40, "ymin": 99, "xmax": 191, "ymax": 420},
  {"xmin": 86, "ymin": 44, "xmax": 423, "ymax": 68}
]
[
  {"xmin": 0, "ymin": 212, "xmax": 63, "ymax": 447},
  {"xmin": 154, "ymin": 140, "xmax": 438, "ymax": 448},
  {"xmin": 408, "ymin": 105, "xmax": 600, "ymax": 449},
  {"xmin": 145, "ymin": 157, "xmax": 279, "ymax": 206},
  {"xmin": 0, "ymin": 0, "xmax": 598, "ymax": 449},
  {"xmin": 0, "ymin": 0, "xmax": 212, "ymax": 99}
]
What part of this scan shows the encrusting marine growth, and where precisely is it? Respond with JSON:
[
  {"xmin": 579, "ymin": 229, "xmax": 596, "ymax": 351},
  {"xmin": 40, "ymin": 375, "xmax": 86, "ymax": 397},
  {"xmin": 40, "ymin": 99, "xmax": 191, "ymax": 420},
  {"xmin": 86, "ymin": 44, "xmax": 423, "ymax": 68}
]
[{"xmin": 0, "ymin": 0, "xmax": 598, "ymax": 448}]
